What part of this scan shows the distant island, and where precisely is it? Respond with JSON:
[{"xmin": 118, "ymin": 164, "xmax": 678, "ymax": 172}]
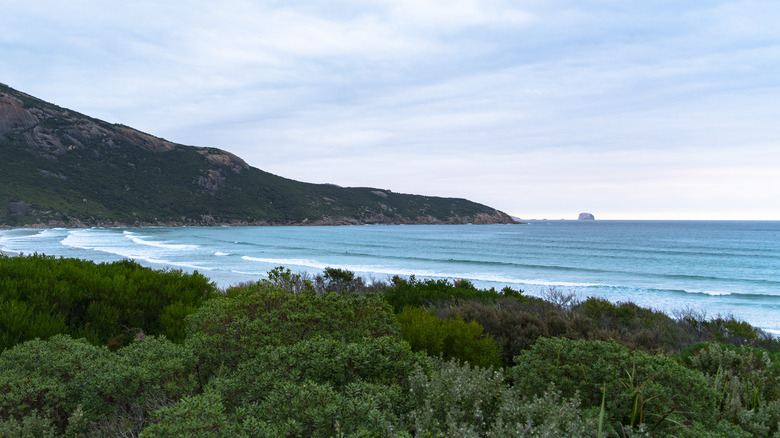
[
  {"xmin": 578, "ymin": 212, "xmax": 595, "ymax": 220},
  {"xmin": 0, "ymin": 83, "xmax": 514, "ymax": 228}
]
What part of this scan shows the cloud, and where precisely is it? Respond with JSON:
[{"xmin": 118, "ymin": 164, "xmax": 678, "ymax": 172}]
[{"xmin": 1, "ymin": 0, "xmax": 779, "ymax": 219}]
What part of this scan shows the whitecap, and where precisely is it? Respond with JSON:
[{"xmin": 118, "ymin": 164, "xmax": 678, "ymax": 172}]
[
  {"xmin": 61, "ymin": 229, "xmax": 113, "ymax": 250},
  {"xmin": 696, "ymin": 290, "xmax": 732, "ymax": 296},
  {"xmin": 231, "ymin": 269, "xmax": 267, "ymax": 276},
  {"xmin": 147, "ymin": 259, "xmax": 213, "ymax": 271},
  {"xmin": 241, "ymin": 256, "xmax": 329, "ymax": 270},
  {"xmin": 124, "ymin": 232, "xmax": 198, "ymax": 250},
  {"xmin": 510, "ymin": 278, "xmax": 605, "ymax": 288},
  {"xmin": 62, "ymin": 231, "xmax": 212, "ymax": 271}
]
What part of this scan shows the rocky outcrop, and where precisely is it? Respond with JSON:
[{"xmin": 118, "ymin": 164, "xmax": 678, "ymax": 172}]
[
  {"xmin": 578, "ymin": 212, "xmax": 595, "ymax": 220},
  {"xmin": 114, "ymin": 125, "xmax": 177, "ymax": 153},
  {"xmin": 6, "ymin": 201, "xmax": 33, "ymax": 217},
  {"xmin": 196, "ymin": 148, "xmax": 249, "ymax": 173},
  {"xmin": 0, "ymin": 94, "xmax": 37, "ymax": 136},
  {"xmin": 1, "ymin": 98, "xmax": 181, "ymax": 157}
]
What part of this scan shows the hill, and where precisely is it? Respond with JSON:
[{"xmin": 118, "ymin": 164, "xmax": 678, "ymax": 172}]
[{"xmin": 0, "ymin": 83, "xmax": 513, "ymax": 227}]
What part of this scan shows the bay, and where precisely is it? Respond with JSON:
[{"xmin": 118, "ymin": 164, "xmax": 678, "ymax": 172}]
[{"xmin": 2, "ymin": 221, "xmax": 779, "ymax": 333}]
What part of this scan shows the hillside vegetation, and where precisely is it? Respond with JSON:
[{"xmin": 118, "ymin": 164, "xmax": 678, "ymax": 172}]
[
  {"xmin": 2, "ymin": 255, "xmax": 780, "ymax": 437},
  {"xmin": 0, "ymin": 83, "xmax": 513, "ymax": 227}
]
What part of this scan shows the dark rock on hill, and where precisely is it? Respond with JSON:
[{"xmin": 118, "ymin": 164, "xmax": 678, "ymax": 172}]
[{"xmin": 0, "ymin": 83, "xmax": 514, "ymax": 228}]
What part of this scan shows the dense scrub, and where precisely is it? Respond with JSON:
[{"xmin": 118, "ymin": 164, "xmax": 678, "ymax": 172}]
[
  {"xmin": 382, "ymin": 275, "xmax": 522, "ymax": 312},
  {"xmin": 2, "ymin": 260, "xmax": 780, "ymax": 437},
  {"xmin": 434, "ymin": 294, "xmax": 778, "ymax": 367},
  {"xmin": 0, "ymin": 254, "xmax": 217, "ymax": 350},
  {"xmin": 397, "ymin": 305, "xmax": 502, "ymax": 368}
]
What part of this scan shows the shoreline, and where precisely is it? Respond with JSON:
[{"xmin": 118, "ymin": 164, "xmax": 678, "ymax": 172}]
[
  {"xmin": 0, "ymin": 221, "xmax": 524, "ymax": 230},
  {"xmin": 0, "ymin": 212, "xmax": 521, "ymax": 229}
]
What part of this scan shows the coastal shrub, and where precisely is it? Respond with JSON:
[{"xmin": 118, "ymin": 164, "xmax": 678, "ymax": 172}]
[
  {"xmin": 673, "ymin": 309, "xmax": 779, "ymax": 352},
  {"xmin": 225, "ymin": 267, "xmax": 385, "ymax": 298},
  {"xmin": 487, "ymin": 386, "xmax": 600, "ymax": 438},
  {"xmin": 402, "ymin": 357, "xmax": 602, "ymax": 437},
  {"xmin": 436, "ymin": 299, "xmax": 549, "ymax": 366},
  {"xmin": 256, "ymin": 266, "xmax": 316, "ymax": 294},
  {"xmin": 140, "ymin": 390, "xmax": 229, "ymax": 438},
  {"xmin": 209, "ymin": 336, "xmax": 420, "ymax": 410},
  {"xmin": 185, "ymin": 283, "xmax": 400, "ymax": 379},
  {"xmin": 403, "ymin": 357, "xmax": 507, "ymax": 436},
  {"xmin": 540, "ymin": 286, "xmax": 578, "ymax": 311},
  {"xmin": 507, "ymin": 337, "xmax": 719, "ymax": 436},
  {"xmin": 684, "ymin": 343, "xmax": 780, "ymax": 436},
  {"xmin": 317, "ymin": 267, "xmax": 366, "ymax": 295},
  {"xmin": 396, "ymin": 306, "xmax": 502, "ymax": 368},
  {"xmin": 0, "ymin": 334, "xmax": 199, "ymax": 437},
  {"xmin": 0, "ymin": 254, "xmax": 218, "ymax": 350},
  {"xmin": 0, "ymin": 335, "xmax": 112, "ymax": 433},
  {"xmin": 177, "ymin": 334, "xmax": 418, "ymax": 436},
  {"xmin": 437, "ymin": 298, "xmax": 612, "ymax": 366},
  {"xmin": 382, "ymin": 275, "xmax": 515, "ymax": 313},
  {"xmin": 704, "ymin": 317, "xmax": 767, "ymax": 347},
  {"xmin": 0, "ymin": 297, "xmax": 68, "ymax": 350},
  {"xmin": 237, "ymin": 379, "xmax": 401, "ymax": 437},
  {"xmin": 574, "ymin": 298, "xmax": 679, "ymax": 350},
  {"xmin": 75, "ymin": 335, "xmax": 199, "ymax": 436},
  {"xmin": 0, "ymin": 410, "xmax": 58, "ymax": 438},
  {"xmin": 144, "ymin": 382, "xmax": 403, "ymax": 437}
]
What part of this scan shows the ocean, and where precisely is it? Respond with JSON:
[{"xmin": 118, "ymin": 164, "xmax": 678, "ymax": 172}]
[{"xmin": 2, "ymin": 221, "xmax": 779, "ymax": 334}]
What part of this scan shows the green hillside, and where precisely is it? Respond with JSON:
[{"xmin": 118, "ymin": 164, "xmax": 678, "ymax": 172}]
[{"xmin": 0, "ymin": 83, "xmax": 514, "ymax": 227}]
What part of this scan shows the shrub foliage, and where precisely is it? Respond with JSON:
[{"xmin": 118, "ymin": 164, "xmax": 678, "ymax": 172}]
[
  {"xmin": 2, "ymin": 262, "xmax": 780, "ymax": 437},
  {"xmin": 0, "ymin": 254, "xmax": 217, "ymax": 350}
]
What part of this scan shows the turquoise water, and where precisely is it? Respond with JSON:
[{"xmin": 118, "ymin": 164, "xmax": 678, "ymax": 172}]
[{"xmin": 2, "ymin": 221, "xmax": 779, "ymax": 333}]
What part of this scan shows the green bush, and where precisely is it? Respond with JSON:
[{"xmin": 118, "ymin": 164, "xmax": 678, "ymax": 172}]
[
  {"xmin": 0, "ymin": 335, "xmax": 112, "ymax": 433},
  {"xmin": 404, "ymin": 357, "xmax": 507, "ymax": 436},
  {"xmin": 0, "ymin": 334, "xmax": 201, "ymax": 437},
  {"xmin": 140, "ymin": 390, "xmax": 229, "ymax": 438},
  {"xmin": 255, "ymin": 266, "xmax": 316, "ymax": 294},
  {"xmin": 488, "ymin": 386, "xmax": 600, "ymax": 438},
  {"xmin": 684, "ymin": 343, "xmax": 780, "ymax": 436},
  {"xmin": 318, "ymin": 267, "xmax": 367, "ymax": 295},
  {"xmin": 76, "ymin": 335, "xmax": 199, "ymax": 436},
  {"xmin": 574, "ymin": 298, "xmax": 679, "ymax": 350},
  {"xmin": 402, "ymin": 356, "xmax": 600, "ymax": 437},
  {"xmin": 0, "ymin": 297, "xmax": 68, "ymax": 351},
  {"xmin": 144, "ymin": 381, "xmax": 403, "ymax": 437},
  {"xmin": 0, "ymin": 254, "xmax": 218, "ymax": 350},
  {"xmin": 209, "ymin": 336, "xmax": 421, "ymax": 410},
  {"xmin": 507, "ymin": 337, "xmax": 718, "ymax": 436},
  {"xmin": 397, "ymin": 306, "xmax": 502, "ymax": 368},
  {"xmin": 185, "ymin": 283, "xmax": 400, "ymax": 379},
  {"xmin": 382, "ymin": 275, "xmax": 515, "ymax": 313},
  {"xmin": 0, "ymin": 410, "xmax": 58, "ymax": 438},
  {"xmin": 237, "ymin": 380, "xmax": 402, "ymax": 437},
  {"xmin": 226, "ymin": 267, "xmax": 387, "ymax": 298},
  {"xmin": 673, "ymin": 309, "xmax": 778, "ymax": 352},
  {"xmin": 4, "ymin": 264, "xmax": 780, "ymax": 437},
  {"xmin": 438, "ymin": 299, "xmax": 551, "ymax": 366}
]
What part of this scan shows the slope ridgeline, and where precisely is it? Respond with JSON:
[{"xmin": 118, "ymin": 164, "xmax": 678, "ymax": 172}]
[{"xmin": 0, "ymin": 83, "xmax": 514, "ymax": 228}]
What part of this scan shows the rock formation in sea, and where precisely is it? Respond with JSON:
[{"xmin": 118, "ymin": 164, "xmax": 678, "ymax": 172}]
[{"xmin": 578, "ymin": 212, "xmax": 595, "ymax": 220}]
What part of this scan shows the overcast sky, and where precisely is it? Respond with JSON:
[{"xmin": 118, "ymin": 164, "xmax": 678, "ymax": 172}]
[{"xmin": 2, "ymin": 1, "xmax": 779, "ymax": 220}]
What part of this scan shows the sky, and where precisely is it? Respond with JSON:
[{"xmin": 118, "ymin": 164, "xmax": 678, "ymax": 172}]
[{"xmin": 2, "ymin": 1, "xmax": 779, "ymax": 220}]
